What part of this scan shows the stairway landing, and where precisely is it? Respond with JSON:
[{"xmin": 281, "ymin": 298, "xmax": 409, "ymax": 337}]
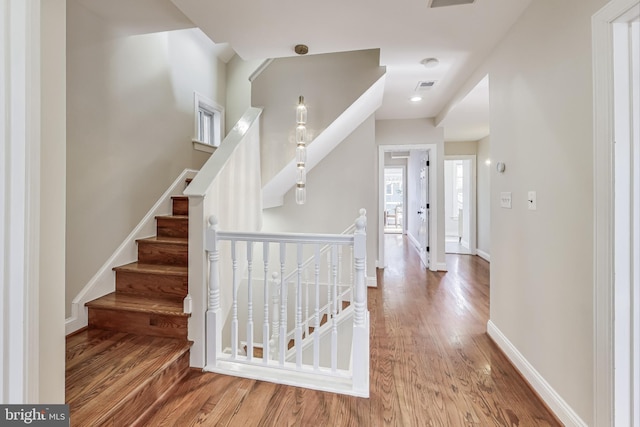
[{"xmin": 66, "ymin": 329, "xmax": 191, "ymax": 427}]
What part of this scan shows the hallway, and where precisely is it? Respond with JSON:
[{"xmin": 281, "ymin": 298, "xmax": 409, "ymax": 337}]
[{"xmin": 141, "ymin": 235, "xmax": 559, "ymax": 426}]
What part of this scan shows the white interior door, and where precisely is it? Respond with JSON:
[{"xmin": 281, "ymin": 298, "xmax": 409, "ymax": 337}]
[
  {"xmin": 444, "ymin": 156, "xmax": 477, "ymax": 255},
  {"xmin": 417, "ymin": 152, "xmax": 430, "ymax": 267}
]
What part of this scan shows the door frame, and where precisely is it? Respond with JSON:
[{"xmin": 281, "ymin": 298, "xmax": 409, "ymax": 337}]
[
  {"xmin": 444, "ymin": 155, "xmax": 477, "ymax": 256},
  {"xmin": 593, "ymin": 0, "xmax": 640, "ymax": 425},
  {"xmin": 378, "ymin": 144, "xmax": 444, "ymax": 271}
]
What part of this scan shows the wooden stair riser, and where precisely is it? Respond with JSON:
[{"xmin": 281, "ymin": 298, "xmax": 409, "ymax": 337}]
[
  {"xmin": 115, "ymin": 270, "xmax": 188, "ymax": 300},
  {"xmin": 171, "ymin": 196, "xmax": 188, "ymax": 216},
  {"xmin": 88, "ymin": 308, "xmax": 188, "ymax": 339},
  {"xmin": 137, "ymin": 240, "xmax": 188, "ymax": 267},
  {"xmin": 156, "ymin": 216, "xmax": 189, "ymax": 239}
]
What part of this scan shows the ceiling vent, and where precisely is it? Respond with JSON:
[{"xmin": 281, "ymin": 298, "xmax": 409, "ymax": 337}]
[
  {"xmin": 416, "ymin": 81, "xmax": 437, "ymax": 91},
  {"xmin": 428, "ymin": 0, "xmax": 475, "ymax": 8}
]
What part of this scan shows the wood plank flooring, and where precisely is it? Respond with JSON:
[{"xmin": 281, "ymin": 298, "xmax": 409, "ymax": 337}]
[
  {"xmin": 141, "ymin": 234, "xmax": 560, "ymax": 426},
  {"xmin": 66, "ymin": 329, "xmax": 191, "ymax": 426}
]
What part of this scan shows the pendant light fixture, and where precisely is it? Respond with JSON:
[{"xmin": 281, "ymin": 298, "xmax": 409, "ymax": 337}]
[{"xmin": 295, "ymin": 96, "xmax": 307, "ymax": 205}]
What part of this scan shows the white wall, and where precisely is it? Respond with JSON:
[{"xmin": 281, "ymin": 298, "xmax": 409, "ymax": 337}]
[
  {"xmin": 225, "ymin": 54, "xmax": 264, "ymax": 133},
  {"xmin": 383, "ymin": 152, "xmax": 408, "ymax": 167},
  {"xmin": 252, "ymin": 49, "xmax": 385, "ymax": 184},
  {"xmin": 66, "ymin": 3, "xmax": 228, "ymax": 316},
  {"xmin": 40, "ymin": 0, "xmax": 66, "ymax": 403},
  {"xmin": 484, "ymin": 0, "xmax": 608, "ymax": 423},
  {"xmin": 476, "ymin": 135, "xmax": 491, "ymax": 258},
  {"xmin": 444, "ymin": 140, "xmax": 477, "ymax": 156},
  {"xmin": 262, "ymin": 116, "xmax": 377, "ymax": 279}
]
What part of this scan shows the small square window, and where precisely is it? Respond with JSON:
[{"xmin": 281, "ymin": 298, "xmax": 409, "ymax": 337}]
[{"xmin": 193, "ymin": 92, "xmax": 224, "ymax": 151}]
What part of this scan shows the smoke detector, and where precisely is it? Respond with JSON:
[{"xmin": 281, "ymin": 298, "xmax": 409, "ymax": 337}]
[
  {"xmin": 428, "ymin": 0, "xmax": 475, "ymax": 8},
  {"xmin": 420, "ymin": 58, "xmax": 440, "ymax": 69}
]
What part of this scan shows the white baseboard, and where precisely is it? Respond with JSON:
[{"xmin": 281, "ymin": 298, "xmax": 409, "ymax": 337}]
[
  {"xmin": 435, "ymin": 262, "xmax": 448, "ymax": 271},
  {"xmin": 407, "ymin": 232, "xmax": 420, "ymax": 251},
  {"xmin": 487, "ymin": 320, "xmax": 587, "ymax": 427},
  {"xmin": 476, "ymin": 249, "xmax": 490, "ymax": 262},
  {"xmin": 367, "ymin": 275, "xmax": 377, "ymax": 287}
]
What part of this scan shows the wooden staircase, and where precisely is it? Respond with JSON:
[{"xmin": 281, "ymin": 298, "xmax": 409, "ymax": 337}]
[
  {"xmin": 245, "ymin": 301, "xmax": 350, "ymax": 357},
  {"xmin": 66, "ymin": 192, "xmax": 193, "ymax": 426}
]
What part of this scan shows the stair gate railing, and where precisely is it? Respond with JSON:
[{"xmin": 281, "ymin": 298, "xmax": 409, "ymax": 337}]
[{"xmin": 204, "ymin": 210, "xmax": 369, "ymax": 397}]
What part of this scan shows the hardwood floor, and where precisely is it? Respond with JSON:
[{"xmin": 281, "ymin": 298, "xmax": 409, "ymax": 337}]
[{"xmin": 141, "ymin": 234, "xmax": 560, "ymax": 426}]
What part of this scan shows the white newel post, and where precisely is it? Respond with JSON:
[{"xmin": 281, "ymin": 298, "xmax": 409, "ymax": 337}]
[
  {"xmin": 206, "ymin": 216, "xmax": 222, "ymax": 367},
  {"xmin": 352, "ymin": 209, "xmax": 369, "ymax": 397}
]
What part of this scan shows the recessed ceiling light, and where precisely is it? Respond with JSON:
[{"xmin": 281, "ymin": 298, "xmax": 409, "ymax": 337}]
[
  {"xmin": 410, "ymin": 96, "xmax": 423, "ymax": 102},
  {"xmin": 420, "ymin": 58, "xmax": 439, "ymax": 69}
]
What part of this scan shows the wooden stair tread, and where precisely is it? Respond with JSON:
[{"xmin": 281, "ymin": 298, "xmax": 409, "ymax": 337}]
[
  {"xmin": 136, "ymin": 236, "xmax": 188, "ymax": 245},
  {"xmin": 113, "ymin": 262, "xmax": 187, "ymax": 276},
  {"xmin": 243, "ymin": 345, "xmax": 264, "ymax": 359},
  {"xmin": 66, "ymin": 330, "xmax": 191, "ymax": 426},
  {"xmin": 155, "ymin": 215, "xmax": 188, "ymax": 220},
  {"xmin": 86, "ymin": 292, "xmax": 189, "ymax": 317},
  {"xmin": 171, "ymin": 196, "xmax": 188, "ymax": 200}
]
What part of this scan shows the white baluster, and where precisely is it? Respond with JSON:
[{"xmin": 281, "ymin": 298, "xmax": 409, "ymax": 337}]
[
  {"xmin": 352, "ymin": 209, "xmax": 369, "ymax": 396},
  {"xmin": 304, "ymin": 269, "xmax": 309, "ymax": 338},
  {"xmin": 337, "ymin": 245, "xmax": 343, "ymax": 314},
  {"xmin": 205, "ymin": 216, "xmax": 221, "ymax": 367},
  {"xmin": 263, "ymin": 242, "xmax": 270, "ymax": 363},
  {"xmin": 246, "ymin": 241, "xmax": 254, "ymax": 361},
  {"xmin": 270, "ymin": 272, "xmax": 280, "ymax": 361},
  {"xmin": 331, "ymin": 244, "xmax": 338, "ymax": 372},
  {"xmin": 295, "ymin": 243, "xmax": 303, "ymax": 368},
  {"xmin": 313, "ymin": 244, "xmax": 321, "ymax": 370},
  {"xmin": 231, "ymin": 240, "xmax": 238, "ymax": 359},
  {"xmin": 326, "ymin": 251, "xmax": 331, "ymax": 326},
  {"xmin": 279, "ymin": 242, "xmax": 287, "ymax": 366}
]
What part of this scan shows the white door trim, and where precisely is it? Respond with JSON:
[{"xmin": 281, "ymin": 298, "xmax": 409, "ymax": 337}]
[
  {"xmin": 378, "ymin": 144, "xmax": 445, "ymax": 271},
  {"xmin": 593, "ymin": 0, "xmax": 640, "ymax": 425},
  {"xmin": 1, "ymin": 0, "xmax": 41, "ymax": 403}
]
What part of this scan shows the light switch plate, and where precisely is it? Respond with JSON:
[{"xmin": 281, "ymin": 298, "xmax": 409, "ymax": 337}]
[
  {"xmin": 500, "ymin": 192, "xmax": 512, "ymax": 209},
  {"xmin": 528, "ymin": 191, "xmax": 537, "ymax": 210}
]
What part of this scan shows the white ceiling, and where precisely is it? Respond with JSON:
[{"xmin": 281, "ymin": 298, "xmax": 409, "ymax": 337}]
[{"xmin": 71, "ymin": 0, "xmax": 532, "ymax": 141}]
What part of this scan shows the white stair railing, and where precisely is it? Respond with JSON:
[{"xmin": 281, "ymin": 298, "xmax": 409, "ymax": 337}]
[
  {"xmin": 274, "ymin": 223, "xmax": 357, "ymax": 362},
  {"xmin": 205, "ymin": 210, "xmax": 369, "ymax": 397}
]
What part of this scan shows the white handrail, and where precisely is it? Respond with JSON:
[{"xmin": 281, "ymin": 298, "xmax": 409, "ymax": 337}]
[{"xmin": 187, "ymin": 107, "xmax": 263, "ymax": 369}]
